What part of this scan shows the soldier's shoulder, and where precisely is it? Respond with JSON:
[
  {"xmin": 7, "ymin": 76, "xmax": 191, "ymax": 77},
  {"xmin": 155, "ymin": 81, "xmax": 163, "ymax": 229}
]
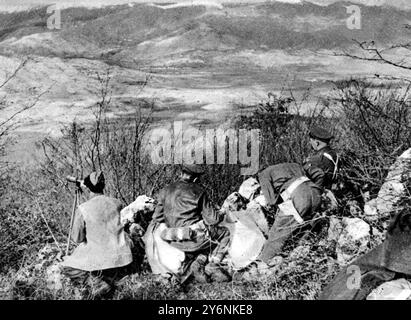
[
  {"xmin": 187, "ymin": 182, "xmax": 206, "ymax": 197},
  {"xmin": 90, "ymin": 195, "xmax": 122, "ymax": 208},
  {"xmin": 194, "ymin": 182, "xmax": 207, "ymax": 193}
]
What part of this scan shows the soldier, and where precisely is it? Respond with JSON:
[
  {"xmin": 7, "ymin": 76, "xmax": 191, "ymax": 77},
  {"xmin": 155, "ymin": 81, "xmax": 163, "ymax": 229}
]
[
  {"xmin": 151, "ymin": 164, "xmax": 231, "ymax": 283},
  {"xmin": 254, "ymin": 163, "xmax": 325, "ymax": 268},
  {"xmin": 60, "ymin": 172, "xmax": 133, "ymax": 299},
  {"xmin": 303, "ymin": 125, "xmax": 339, "ymax": 190}
]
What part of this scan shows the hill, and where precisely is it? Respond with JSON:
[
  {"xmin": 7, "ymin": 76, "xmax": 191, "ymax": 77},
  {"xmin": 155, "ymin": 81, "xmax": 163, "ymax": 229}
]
[{"xmin": 0, "ymin": 1, "xmax": 410, "ymax": 140}]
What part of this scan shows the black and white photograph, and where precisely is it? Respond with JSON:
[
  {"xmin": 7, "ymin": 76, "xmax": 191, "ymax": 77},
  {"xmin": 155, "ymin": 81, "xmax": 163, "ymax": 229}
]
[{"xmin": 0, "ymin": 0, "xmax": 410, "ymax": 305}]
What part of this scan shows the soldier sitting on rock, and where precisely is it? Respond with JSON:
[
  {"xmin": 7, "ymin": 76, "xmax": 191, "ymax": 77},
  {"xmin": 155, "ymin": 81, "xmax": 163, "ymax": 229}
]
[
  {"xmin": 60, "ymin": 171, "xmax": 133, "ymax": 299},
  {"xmin": 150, "ymin": 164, "xmax": 231, "ymax": 284}
]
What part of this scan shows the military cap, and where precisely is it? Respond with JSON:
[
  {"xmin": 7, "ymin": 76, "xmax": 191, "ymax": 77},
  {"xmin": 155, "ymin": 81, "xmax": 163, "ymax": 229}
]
[
  {"xmin": 309, "ymin": 125, "xmax": 334, "ymax": 142},
  {"xmin": 83, "ymin": 171, "xmax": 105, "ymax": 193},
  {"xmin": 182, "ymin": 164, "xmax": 205, "ymax": 176}
]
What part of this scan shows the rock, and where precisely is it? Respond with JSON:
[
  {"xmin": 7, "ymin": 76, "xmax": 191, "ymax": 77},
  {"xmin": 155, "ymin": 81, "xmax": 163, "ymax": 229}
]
[
  {"xmin": 238, "ymin": 178, "xmax": 260, "ymax": 201},
  {"xmin": 337, "ymin": 218, "xmax": 370, "ymax": 264},
  {"xmin": 328, "ymin": 217, "xmax": 371, "ymax": 264},
  {"xmin": 367, "ymin": 278, "xmax": 411, "ymax": 300},
  {"xmin": 221, "ymin": 192, "xmax": 247, "ymax": 214},
  {"xmin": 364, "ymin": 148, "xmax": 411, "ymax": 218},
  {"xmin": 120, "ymin": 195, "xmax": 156, "ymax": 225}
]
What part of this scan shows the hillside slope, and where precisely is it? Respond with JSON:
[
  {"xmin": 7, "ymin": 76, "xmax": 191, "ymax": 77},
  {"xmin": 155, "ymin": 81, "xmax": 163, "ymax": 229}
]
[{"xmin": 0, "ymin": 1, "xmax": 410, "ymax": 138}]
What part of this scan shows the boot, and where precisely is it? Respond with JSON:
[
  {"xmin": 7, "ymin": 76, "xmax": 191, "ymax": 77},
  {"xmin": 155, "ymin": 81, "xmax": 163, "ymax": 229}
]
[
  {"xmin": 205, "ymin": 263, "xmax": 231, "ymax": 282},
  {"xmin": 190, "ymin": 254, "xmax": 209, "ymax": 284},
  {"xmin": 86, "ymin": 276, "xmax": 112, "ymax": 299}
]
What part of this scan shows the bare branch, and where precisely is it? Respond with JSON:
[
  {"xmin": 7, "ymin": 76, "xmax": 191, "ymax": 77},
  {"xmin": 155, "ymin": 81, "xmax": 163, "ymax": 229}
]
[
  {"xmin": 0, "ymin": 58, "xmax": 29, "ymax": 90},
  {"xmin": 334, "ymin": 40, "xmax": 411, "ymax": 71}
]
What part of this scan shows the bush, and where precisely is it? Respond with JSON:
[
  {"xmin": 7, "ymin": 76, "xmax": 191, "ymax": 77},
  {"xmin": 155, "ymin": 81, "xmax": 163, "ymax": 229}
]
[{"xmin": 333, "ymin": 79, "xmax": 411, "ymax": 204}]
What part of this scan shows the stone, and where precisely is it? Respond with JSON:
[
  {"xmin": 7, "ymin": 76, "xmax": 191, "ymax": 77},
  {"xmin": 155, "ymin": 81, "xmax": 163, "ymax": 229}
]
[
  {"xmin": 334, "ymin": 217, "xmax": 371, "ymax": 265},
  {"xmin": 364, "ymin": 148, "xmax": 411, "ymax": 218},
  {"xmin": 221, "ymin": 192, "xmax": 247, "ymax": 214},
  {"xmin": 238, "ymin": 178, "xmax": 260, "ymax": 201},
  {"xmin": 367, "ymin": 278, "xmax": 411, "ymax": 300},
  {"xmin": 120, "ymin": 195, "xmax": 156, "ymax": 225}
]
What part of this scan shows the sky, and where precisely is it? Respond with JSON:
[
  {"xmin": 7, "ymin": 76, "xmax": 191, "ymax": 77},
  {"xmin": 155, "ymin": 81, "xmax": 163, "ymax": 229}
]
[{"xmin": 0, "ymin": 0, "xmax": 410, "ymax": 12}]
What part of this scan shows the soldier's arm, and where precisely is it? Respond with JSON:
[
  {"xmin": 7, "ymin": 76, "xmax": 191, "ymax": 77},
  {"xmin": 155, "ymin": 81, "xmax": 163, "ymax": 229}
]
[
  {"xmin": 151, "ymin": 189, "xmax": 165, "ymax": 224},
  {"xmin": 305, "ymin": 166, "xmax": 325, "ymax": 189},
  {"xmin": 200, "ymin": 192, "xmax": 222, "ymax": 226},
  {"xmin": 303, "ymin": 154, "xmax": 322, "ymax": 170},
  {"xmin": 71, "ymin": 208, "xmax": 86, "ymax": 244}
]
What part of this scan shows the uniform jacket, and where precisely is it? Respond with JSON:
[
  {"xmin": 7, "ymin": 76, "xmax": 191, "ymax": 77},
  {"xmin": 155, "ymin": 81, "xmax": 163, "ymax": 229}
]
[
  {"xmin": 257, "ymin": 163, "xmax": 323, "ymax": 262},
  {"xmin": 152, "ymin": 180, "xmax": 220, "ymax": 228},
  {"xmin": 303, "ymin": 145, "xmax": 338, "ymax": 189},
  {"xmin": 61, "ymin": 195, "xmax": 133, "ymax": 272},
  {"xmin": 151, "ymin": 179, "xmax": 222, "ymax": 252},
  {"xmin": 258, "ymin": 163, "xmax": 322, "ymax": 207}
]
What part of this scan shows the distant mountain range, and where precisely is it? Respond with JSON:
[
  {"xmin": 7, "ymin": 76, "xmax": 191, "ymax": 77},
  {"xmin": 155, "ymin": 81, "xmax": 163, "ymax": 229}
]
[
  {"xmin": 0, "ymin": 1, "xmax": 410, "ymax": 135},
  {"xmin": 0, "ymin": 1, "xmax": 410, "ymax": 67},
  {"xmin": 1, "ymin": 1, "xmax": 411, "ymax": 12}
]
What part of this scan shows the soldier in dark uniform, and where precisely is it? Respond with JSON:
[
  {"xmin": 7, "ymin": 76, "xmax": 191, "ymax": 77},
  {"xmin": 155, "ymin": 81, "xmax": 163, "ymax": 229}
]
[
  {"xmin": 256, "ymin": 163, "xmax": 325, "ymax": 265},
  {"xmin": 151, "ymin": 164, "xmax": 231, "ymax": 283},
  {"xmin": 303, "ymin": 126, "xmax": 339, "ymax": 190}
]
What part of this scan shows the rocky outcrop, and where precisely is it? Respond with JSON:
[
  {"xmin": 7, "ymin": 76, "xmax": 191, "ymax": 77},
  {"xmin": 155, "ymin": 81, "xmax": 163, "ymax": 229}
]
[
  {"xmin": 364, "ymin": 148, "xmax": 411, "ymax": 220},
  {"xmin": 367, "ymin": 278, "xmax": 411, "ymax": 300},
  {"xmin": 328, "ymin": 217, "xmax": 370, "ymax": 265}
]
